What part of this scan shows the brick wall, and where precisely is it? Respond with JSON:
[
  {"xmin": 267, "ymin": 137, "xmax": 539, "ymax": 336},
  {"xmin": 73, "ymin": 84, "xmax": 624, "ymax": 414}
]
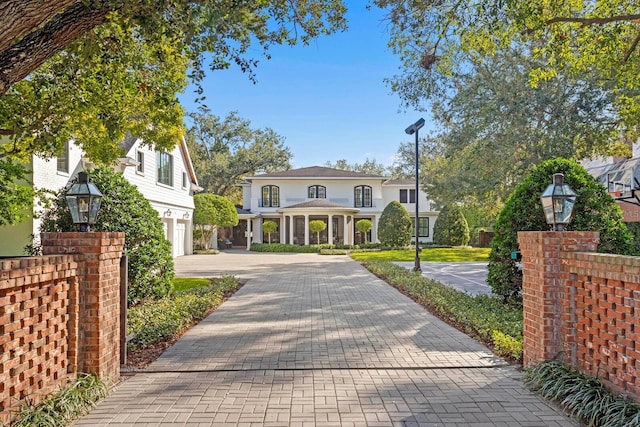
[
  {"xmin": 0, "ymin": 232, "xmax": 124, "ymax": 424},
  {"xmin": 519, "ymin": 231, "xmax": 640, "ymax": 402}
]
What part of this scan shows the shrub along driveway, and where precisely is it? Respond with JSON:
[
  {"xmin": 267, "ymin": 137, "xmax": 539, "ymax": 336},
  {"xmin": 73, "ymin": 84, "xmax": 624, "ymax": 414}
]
[{"xmin": 74, "ymin": 252, "xmax": 575, "ymax": 426}]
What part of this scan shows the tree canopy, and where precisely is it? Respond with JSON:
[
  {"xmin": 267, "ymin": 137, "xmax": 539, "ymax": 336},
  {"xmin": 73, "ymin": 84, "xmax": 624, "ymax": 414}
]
[
  {"xmin": 186, "ymin": 111, "xmax": 292, "ymax": 201},
  {"xmin": 376, "ymin": 0, "xmax": 640, "ymax": 137},
  {"xmin": 193, "ymin": 193, "xmax": 238, "ymax": 249}
]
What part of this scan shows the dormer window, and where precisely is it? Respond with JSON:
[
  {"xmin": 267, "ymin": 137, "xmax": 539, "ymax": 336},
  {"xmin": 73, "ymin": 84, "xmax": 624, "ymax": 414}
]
[{"xmin": 308, "ymin": 185, "xmax": 326, "ymax": 199}]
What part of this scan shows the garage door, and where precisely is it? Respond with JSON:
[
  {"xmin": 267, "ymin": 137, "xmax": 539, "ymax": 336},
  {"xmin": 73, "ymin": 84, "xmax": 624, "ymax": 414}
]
[{"xmin": 175, "ymin": 222, "xmax": 186, "ymax": 257}]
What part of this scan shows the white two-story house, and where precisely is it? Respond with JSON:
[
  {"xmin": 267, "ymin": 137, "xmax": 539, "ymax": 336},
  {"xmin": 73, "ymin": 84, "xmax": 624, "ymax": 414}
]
[
  {"xmin": 230, "ymin": 166, "xmax": 438, "ymax": 248},
  {"xmin": 0, "ymin": 136, "xmax": 200, "ymax": 258}
]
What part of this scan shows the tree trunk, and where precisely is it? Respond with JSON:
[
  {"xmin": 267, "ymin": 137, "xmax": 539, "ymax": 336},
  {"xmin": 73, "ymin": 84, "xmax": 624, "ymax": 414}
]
[{"xmin": 0, "ymin": 1, "xmax": 112, "ymax": 96}]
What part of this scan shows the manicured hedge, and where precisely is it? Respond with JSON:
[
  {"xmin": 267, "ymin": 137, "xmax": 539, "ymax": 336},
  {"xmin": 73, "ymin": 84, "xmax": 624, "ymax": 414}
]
[
  {"xmin": 127, "ymin": 276, "xmax": 238, "ymax": 350},
  {"xmin": 363, "ymin": 261, "xmax": 523, "ymax": 361}
]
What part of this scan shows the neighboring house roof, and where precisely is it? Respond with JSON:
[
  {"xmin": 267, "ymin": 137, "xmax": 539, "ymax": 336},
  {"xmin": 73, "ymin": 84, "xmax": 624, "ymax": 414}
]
[{"xmin": 246, "ymin": 166, "xmax": 385, "ymax": 180}]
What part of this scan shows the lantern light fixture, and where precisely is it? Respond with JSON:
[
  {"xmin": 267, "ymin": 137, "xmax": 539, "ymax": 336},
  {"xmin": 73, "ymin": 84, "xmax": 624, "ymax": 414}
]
[
  {"xmin": 540, "ymin": 173, "xmax": 576, "ymax": 231},
  {"xmin": 65, "ymin": 171, "xmax": 103, "ymax": 232}
]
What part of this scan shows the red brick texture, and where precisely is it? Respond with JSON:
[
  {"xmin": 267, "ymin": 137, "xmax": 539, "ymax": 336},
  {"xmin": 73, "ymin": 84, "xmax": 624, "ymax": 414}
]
[
  {"xmin": 519, "ymin": 231, "xmax": 640, "ymax": 402},
  {"xmin": 0, "ymin": 232, "xmax": 124, "ymax": 423}
]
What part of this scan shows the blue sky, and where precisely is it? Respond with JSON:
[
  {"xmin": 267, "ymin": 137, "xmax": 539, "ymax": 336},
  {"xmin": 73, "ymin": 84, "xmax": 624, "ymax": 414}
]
[{"xmin": 178, "ymin": 4, "xmax": 434, "ymax": 169}]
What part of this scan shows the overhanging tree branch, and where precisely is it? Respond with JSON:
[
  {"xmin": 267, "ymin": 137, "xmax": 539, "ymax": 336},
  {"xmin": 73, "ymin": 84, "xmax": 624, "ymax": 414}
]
[
  {"xmin": 545, "ymin": 14, "xmax": 640, "ymax": 26},
  {"xmin": 0, "ymin": 2, "xmax": 113, "ymax": 96}
]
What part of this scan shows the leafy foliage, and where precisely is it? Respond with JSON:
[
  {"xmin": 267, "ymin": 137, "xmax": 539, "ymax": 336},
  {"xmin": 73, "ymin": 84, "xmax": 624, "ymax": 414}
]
[
  {"xmin": 324, "ymin": 158, "xmax": 387, "ymax": 175},
  {"xmin": 185, "ymin": 111, "xmax": 292, "ymax": 201},
  {"xmin": 11, "ymin": 374, "xmax": 107, "ymax": 427},
  {"xmin": 40, "ymin": 167, "xmax": 174, "ymax": 304},
  {"xmin": 525, "ymin": 360, "xmax": 640, "ymax": 427},
  {"xmin": 377, "ymin": 201, "xmax": 413, "ymax": 247},
  {"xmin": 375, "ymin": 0, "xmax": 640, "ymax": 138},
  {"xmin": 309, "ymin": 219, "xmax": 327, "ymax": 244},
  {"xmin": 262, "ymin": 220, "xmax": 278, "ymax": 244},
  {"xmin": 0, "ymin": 159, "xmax": 34, "ymax": 226},
  {"xmin": 250, "ymin": 243, "xmax": 321, "ymax": 253},
  {"xmin": 364, "ymin": 261, "xmax": 523, "ymax": 361},
  {"xmin": 127, "ymin": 276, "xmax": 238, "ymax": 351},
  {"xmin": 488, "ymin": 158, "xmax": 633, "ymax": 300},
  {"xmin": 193, "ymin": 193, "xmax": 238, "ymax": 249},
  {"xmin": 355, "ymin": 219, "xmax": 373, "ymax": 243},
  {"xmin": 433, "ymin": 205, "xmax": 470, "ymax": 246}
]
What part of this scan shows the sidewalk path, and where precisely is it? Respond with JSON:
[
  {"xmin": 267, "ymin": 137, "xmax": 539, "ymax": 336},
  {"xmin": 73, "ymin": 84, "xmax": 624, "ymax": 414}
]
[{"xmin": 74, "ymin": 252, "xmax": 574, "ymax": 426}]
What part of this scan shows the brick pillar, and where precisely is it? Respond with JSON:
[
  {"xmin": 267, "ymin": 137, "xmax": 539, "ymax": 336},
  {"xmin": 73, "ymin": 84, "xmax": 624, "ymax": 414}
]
[
  {"xmin": 518, "ymin": 231, "xmax": 599, "ymax": 367},
  {"xmin": 41, "ymin": 232, "xmax": 125, "ymax": 383}
]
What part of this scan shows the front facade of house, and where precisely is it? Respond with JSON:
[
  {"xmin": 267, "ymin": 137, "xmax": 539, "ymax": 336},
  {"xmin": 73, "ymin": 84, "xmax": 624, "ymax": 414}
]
[
  {"xmin": 0, "ymin": 136, "xmax": 199, "ymax": 258},
  {"xmin": 231, "ymin": 166, "xmax": 438, "ymax": 248}
]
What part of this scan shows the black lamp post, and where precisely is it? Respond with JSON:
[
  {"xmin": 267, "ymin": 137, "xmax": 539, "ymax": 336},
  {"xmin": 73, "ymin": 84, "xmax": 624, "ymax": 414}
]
[
  {"xmin": 540, "ymin": 173, "xmax": 576, "ymax": 231},
  {"xmin": 405, "ymin": 117, "xmax": 425, "ymax": 272},
  {"xmin": 65, "ymin": 171, "xmax": 103, "ymax": 232}
]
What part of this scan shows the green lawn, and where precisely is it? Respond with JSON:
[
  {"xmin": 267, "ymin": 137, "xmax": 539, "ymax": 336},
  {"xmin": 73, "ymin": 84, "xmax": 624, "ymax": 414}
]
[
  {"xmin": 350, "ymin": 247, "xmax": 491, "ymax": 262},
  {"xmin": 171, "ymin": 277, "xmax": 211, "ymax": 293}
]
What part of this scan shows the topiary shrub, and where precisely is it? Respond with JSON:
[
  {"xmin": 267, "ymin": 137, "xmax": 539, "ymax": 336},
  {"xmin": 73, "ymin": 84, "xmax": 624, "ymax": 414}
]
[
  {"xmin": 356, "ymin": 219, "xmax": 373, "ymax": 243},
  {"xmin": 488, "ymin": 158, "xmax": 633, "ymax": 300},
  {"xmin": 40, "ymin": 167, "xmax": 174, "ymax": 304},
  {"xmin": 377, "ymin": 201, "xmax": 413, "ymax": 247},
  {"xmin": 433, "ymin": 205, "xmax": 470, "ymax": 246}
]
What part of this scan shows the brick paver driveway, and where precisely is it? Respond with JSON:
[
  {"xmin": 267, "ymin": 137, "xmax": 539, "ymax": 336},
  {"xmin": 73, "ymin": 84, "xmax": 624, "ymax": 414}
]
[{"xmin": 75, "ymin": 252, "xmax": 575, "ymax": 426}]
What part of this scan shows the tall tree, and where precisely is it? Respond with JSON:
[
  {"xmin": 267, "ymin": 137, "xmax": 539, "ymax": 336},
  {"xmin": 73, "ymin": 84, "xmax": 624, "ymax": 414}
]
[
  {"xmin": 376, "ymin": 0, "xmax": 640, "ymax": 138},
  {"xmin": 186, "ymin": 112, "xmax": 292, "ymax": 199},
  {"xmin": 392, "ymin": 49, "xmax": 624, "ymax": 206}
]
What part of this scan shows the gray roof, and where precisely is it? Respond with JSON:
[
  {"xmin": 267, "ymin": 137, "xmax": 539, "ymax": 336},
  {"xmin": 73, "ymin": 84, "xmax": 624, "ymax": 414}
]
[{"xmin": 248, "ymin": 166, "xmax": 385, "ymax": 179}]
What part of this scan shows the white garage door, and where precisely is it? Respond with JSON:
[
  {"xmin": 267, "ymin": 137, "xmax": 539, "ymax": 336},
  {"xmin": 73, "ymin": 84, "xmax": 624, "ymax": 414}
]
[{"xmin": 175, "ymin": 222, "xmax": 186, "ymax": 257}]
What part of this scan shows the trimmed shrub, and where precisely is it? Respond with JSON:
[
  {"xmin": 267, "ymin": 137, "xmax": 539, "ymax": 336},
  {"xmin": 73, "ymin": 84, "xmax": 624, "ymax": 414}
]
[
  {"xmin": 378, "ymin": 201, "xmax": 413, "ymax": 247},
  {"xmin": 356, "ymin": 219, "xmax": 373, "ymax": 243},
  {"xmin": 309, "ymin": 219, "xmax": 326, "ymax": 244},
  {"xmin": 127, "ymin": 276, "xmax": 238, "ymax": 350},
  {"xmin": 40, "ymin": 167, "xmax": 174, "ymax": 304},
  {"xmin": 488, "ymin": 158, "xmax": 633, "ymax": 300},
  {"xmin": 433, "ymin": 205, "xmax": 470, "ymax": 246}
]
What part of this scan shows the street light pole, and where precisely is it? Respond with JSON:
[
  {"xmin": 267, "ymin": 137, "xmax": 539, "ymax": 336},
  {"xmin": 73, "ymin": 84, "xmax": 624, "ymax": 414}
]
[{"xmin": 405, "ymin": 118, "xmax": 425, "ymax": 272}]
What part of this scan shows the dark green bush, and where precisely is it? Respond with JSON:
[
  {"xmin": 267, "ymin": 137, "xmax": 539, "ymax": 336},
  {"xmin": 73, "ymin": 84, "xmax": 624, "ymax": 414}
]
[
  {"xmin": 363, "ymin": 261, "xmax": 523, "ymax": 361},
  {"xmin": 488, "ymin": 158, "xmax": 633, "ymax": 300},
  {"xmin": 377, "ymin": 201, "xmax": 413, "ymax": 247},
  {"xmin": 525, "ymin": 360, "xmax": 640, "ymax": 427},
  {"xmin": 250, "ymin": 243, "xmax": 320, "ymax": 253},
  {"xmin": 433, "ymin": 205, "xmax": 470, "ymax": 246},
  {"xmin": 11, "ymin": 374, "xmax": 107, "ymax": 427},
  {"xmin": 40, "ymin": 167, "xmax": 174, "ymax": 304},
  {"xmin": 127, "ymin": 276, "xmax": 238, "ymax": 350}
]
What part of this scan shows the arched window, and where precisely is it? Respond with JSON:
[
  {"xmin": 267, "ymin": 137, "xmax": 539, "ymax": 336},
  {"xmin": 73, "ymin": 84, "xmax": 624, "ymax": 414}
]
[
  {"xmin": 308, "ymin": 185, "xmax": 326, "ymax": 199},
  {"xmin": 354, "ymin": 185, "xmax": 372, "ymax": 208},
  {"xmin": 262, "ymin": 185, "xmax": 280, "ymax": 207}
]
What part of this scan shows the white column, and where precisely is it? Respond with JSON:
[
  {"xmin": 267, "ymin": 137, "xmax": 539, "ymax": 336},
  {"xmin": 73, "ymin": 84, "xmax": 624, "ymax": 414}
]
[
  {"xmin": 304, "ymin": 214, "xmax": 310, "ymax": 245},
  {"xmin": 344, "ymin": 216, "xmax": 349, "ymax": 245},
  {"xmin": 280, "ymin": 215, "xmax": 286, "ymax": 243},
  {"xmin": 328, "ymin": 214, "xmax": 333, "ymax": 245},
  {"xmin": 246, "ymin": 218, "xmax": 252, "ymax": 251},
  {"xmin": 371, "ymin": 215, "xmax": 378, "ymax": 243},
  {"xmin": 289, "ymin": 215, "xmax": 295, "ymax": 244}
]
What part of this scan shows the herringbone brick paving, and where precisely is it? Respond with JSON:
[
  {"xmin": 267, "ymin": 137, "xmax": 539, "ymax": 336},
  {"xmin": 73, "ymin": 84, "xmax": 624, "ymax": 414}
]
[{"xmin": 73, "ymin": 253, "xmax": 576, "ymax": 426}]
